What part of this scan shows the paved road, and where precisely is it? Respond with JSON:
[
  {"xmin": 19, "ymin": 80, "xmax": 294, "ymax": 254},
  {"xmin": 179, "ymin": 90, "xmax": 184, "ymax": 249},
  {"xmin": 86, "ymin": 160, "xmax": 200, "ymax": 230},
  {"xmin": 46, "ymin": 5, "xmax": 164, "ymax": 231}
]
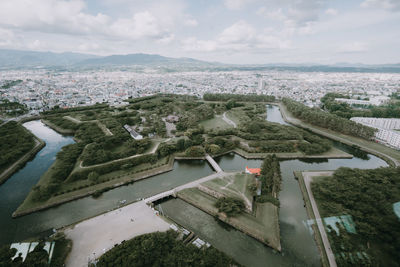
[
  {"xmin": 302, "ymin": 171, "xmax": 337, "ymax": 267},
  {"xmin": 222, "ymin": 112, "xmax": 237, "ymax": 128},
  {"xmin": 278, "ymin": 103, "xmax": 399, "ymax": 167}
]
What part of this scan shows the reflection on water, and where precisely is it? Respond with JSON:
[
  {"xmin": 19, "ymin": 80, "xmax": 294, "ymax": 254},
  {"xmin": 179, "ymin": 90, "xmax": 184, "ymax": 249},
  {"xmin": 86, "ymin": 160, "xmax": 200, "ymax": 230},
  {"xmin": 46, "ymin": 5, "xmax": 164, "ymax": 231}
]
[
  {"xmin": 0, "ymin": 121, "xmax": 75, "ymax": 244},
  {"xmin": 266, "ymin": 104, "xmax": 291, "ymax": 125},
  {"xmin": 162, "ymin": 148, "xmax": 388, "ymax": 267}
]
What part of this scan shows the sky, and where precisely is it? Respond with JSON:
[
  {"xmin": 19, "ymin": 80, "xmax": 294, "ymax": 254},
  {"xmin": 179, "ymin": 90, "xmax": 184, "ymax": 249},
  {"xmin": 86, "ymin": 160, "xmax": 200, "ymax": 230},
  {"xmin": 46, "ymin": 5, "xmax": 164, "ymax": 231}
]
[{"xmin": 0, "ymin": 0, "xmax": 399, "ymax": 65}]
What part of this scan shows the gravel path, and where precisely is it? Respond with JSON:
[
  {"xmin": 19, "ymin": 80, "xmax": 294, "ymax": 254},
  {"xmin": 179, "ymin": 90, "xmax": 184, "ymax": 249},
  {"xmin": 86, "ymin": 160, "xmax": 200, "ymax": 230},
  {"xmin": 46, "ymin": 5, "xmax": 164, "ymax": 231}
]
[{"xmin": 222, "ymin": 112, "xmax": 237, "ymax": 128}]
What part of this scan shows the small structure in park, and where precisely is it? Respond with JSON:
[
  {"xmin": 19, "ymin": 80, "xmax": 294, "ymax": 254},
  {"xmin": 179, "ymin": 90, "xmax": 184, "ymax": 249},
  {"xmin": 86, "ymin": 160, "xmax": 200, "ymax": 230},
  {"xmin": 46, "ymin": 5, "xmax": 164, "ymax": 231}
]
[
  {"xmin": 123, "ymin": 124, "xmax": 143, "ymax": 140},
  {"xmin": 245, "ymin": 166, "xmax": 261, "ymax": 176}
]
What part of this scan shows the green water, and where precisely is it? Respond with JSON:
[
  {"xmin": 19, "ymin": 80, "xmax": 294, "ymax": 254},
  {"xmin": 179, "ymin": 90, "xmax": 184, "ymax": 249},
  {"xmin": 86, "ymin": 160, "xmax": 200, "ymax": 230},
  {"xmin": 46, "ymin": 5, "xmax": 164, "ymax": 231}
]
[
  {"xmin": 0, "ymin": 121, "xmax": 213, "ymax": 244},
  {"xmin": 160, "ymin": 105, "xmax": 388, "ymax": 267},
  {"xmin": 0, "ymin": 105, "xmax": 390, "ymax": 267}
]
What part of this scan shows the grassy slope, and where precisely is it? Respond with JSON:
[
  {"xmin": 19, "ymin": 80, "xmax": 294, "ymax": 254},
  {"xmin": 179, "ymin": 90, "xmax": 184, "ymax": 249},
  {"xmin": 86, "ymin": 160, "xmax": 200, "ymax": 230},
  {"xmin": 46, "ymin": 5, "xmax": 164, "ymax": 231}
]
[{"xmin": 178, "ymin": 187, "xmax": 281, "ymax": 251}]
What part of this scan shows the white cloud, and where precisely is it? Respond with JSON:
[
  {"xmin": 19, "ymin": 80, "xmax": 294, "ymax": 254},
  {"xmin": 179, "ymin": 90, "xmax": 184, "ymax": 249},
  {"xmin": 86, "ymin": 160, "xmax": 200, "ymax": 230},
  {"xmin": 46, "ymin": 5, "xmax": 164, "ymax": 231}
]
[
  {"xmin": 183, "ymin": 16, "xmax": 198, "ymax": 27},
  {"xmin": 182, "ymin": 20, "xmax": 289, "ymax": 52},
  {"xmin": 224, "ymin": 0, "xmax": 254, "ymax": 10},
  {"xmin": 0, "ymin": 0, "xmax": 109, "ymax": 35},
  {"xmin": 0, "ymin": 0, "xmax": 175, "ymax": 41},
  {"xmin": 325, "ymin": 8, "xmax": 338, "ymax": 16},
  {"xmin": 109, "ymin": 11, "xmax": 169, "ymax": 40},
  {"xmin": 0, "ymin": 27, "xmax": 15, "ymax": 45},
  {"xmin": 361, "ymin": 0, "xmax": 400, "ymax": 11},
  {"xmin": 338, "ymin": 42, "xmax": 369, "ymax": 53}
]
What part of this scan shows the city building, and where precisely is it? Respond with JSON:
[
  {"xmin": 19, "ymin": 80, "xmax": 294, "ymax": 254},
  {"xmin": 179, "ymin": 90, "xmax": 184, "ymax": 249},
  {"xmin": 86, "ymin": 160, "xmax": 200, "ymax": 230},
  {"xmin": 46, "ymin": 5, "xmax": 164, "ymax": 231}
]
[{"xmin": 351, "ymin": 117, "xmax": 400, "ymax": 149}]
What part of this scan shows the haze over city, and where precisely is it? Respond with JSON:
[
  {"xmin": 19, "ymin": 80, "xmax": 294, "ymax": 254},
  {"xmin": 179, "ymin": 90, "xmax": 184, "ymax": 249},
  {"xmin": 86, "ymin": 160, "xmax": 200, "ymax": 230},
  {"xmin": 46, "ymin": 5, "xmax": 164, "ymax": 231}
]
[{"xmin": 0, "ymin": 0, "xmax": 399, "ymax": 64}]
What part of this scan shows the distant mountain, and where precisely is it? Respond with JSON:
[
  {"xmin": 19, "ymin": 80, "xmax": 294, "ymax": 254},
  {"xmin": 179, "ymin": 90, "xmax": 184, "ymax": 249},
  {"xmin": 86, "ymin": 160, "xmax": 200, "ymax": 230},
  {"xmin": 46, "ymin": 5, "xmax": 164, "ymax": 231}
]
[
  {"xmin": 78, "ymin": 53, "xmax": 212, "ymax": 66},
  {"xmin": 0, "ymin": 49, "xmax": 99, "ymax": 68},
  {"xmin": 0, "ymin": 49, "xmax": 399, "ymax": 73}
]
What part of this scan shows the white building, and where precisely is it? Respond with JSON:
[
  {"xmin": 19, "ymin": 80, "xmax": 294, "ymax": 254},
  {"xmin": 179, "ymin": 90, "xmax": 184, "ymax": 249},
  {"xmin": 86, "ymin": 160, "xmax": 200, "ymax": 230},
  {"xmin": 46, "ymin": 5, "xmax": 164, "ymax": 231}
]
[
  {"xmin": 123, "ymin": 124, "xmax": 143, "ymax": 140},
  {"xmin": 351, "ymin": 117, "xmax": 400, "ymax": 149},
  {"xmin": 335, "ymin": 96, "xmax": 390, "ymax": 106}
]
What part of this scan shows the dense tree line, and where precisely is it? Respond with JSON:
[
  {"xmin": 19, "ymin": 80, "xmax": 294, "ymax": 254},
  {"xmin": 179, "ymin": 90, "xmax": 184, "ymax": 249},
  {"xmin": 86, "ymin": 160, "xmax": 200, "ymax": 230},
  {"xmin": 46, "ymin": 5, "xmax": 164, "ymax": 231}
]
[
  {"xmin": 312, "ymin": 167, "xmax": 400, "ymax": 266},
  {"xmin": 41, "ymin": 104, "xmax": 108, "ymax": 115},
  {"xmin": 45, "ymin": 116, "xmax": 79, "ymax": 131},
  {"xmin": 249, "ymin": 140, "xmax": 296, "ymax": 153},
  {"xmin": 176, "ymin": 104, "xmax": 215, "ymax": 131},
  {"xmin": 282, "ymin": 98, "xmax": 376, "ymax": 140},
  {"xmin": 0, "ymin": 99, "xmax": 28, "ymax": 116},
  {"xmin": 0, "ymin": 121, "xmax": 35, "ymax": 172},
  {"xmin": 81, "ymin": 137, "xmax": 151, "ymax": 166},
  {"xmin": 32, "ymin": 143, "xmax": 85, "ymax": 201},
  {"xmin": 203, "ymin": 93, "xmax": 275, "ymax": 102},
  {"xmin": 185, "ymin": 146, "xmax": 206, "ymax": 157},
  {"xmin": 206, "ymin": 137, "xmax": 239, "ymax": 155},
  {"xmin": 68, "ymin": 154, "xmax": 158, "ymax": 182},
  {"xmin": 257, "ymin": 155, "xmax": 281, "ymax": 205},
  {"xmin": 74, "ymin": 123, "xmax": 105, "ymax": 143},
  {"xmin": 96, "ymin": 231, "xmax": 237, "ymax": 267},
  {"xmin": 321, "ymin": 92, "xmax": 400, "ymax": 119},
  {"xmin": 297, "ymin": 132, "xmax": 332, "ymax": 155}
]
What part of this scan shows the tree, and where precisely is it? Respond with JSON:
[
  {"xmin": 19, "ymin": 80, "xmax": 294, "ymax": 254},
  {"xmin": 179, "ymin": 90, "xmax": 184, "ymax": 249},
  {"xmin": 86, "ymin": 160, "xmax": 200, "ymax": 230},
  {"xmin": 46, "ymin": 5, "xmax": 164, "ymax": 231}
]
[{"xmin": 215, "ymin": 197, "xmax": 245, "ymax": 217}]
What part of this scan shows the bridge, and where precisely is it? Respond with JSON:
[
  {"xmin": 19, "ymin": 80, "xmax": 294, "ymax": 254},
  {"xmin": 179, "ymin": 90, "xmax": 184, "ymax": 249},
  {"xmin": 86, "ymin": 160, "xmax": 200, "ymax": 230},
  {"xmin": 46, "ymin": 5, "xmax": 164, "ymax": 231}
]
[
  {"xmin": 205, "ymin": 154, "xmax": 223, "ymax": 173},
  {"xmin": 144, "ymin": 171, "xmax": 230, "ymax": 204}
]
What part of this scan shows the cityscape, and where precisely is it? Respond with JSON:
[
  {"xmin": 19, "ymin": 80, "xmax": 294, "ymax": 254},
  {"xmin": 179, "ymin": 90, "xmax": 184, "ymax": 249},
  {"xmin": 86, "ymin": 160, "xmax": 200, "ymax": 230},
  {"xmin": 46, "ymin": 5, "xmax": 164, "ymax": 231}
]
[{"xmin": 0, "ymin": 0, "xmax": 400, "ymax": 267}]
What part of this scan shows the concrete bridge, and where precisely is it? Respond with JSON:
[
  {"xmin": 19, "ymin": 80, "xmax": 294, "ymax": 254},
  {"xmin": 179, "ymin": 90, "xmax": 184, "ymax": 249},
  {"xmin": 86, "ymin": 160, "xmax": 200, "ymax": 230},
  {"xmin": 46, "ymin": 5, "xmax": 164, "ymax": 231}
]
[
  {"xmin": 144, "ymin": 171, "xmax": 229, "ymax": 204},
  {"xmin": 205, "ymin": 154, "xmax": 223, "ymax": 173}
]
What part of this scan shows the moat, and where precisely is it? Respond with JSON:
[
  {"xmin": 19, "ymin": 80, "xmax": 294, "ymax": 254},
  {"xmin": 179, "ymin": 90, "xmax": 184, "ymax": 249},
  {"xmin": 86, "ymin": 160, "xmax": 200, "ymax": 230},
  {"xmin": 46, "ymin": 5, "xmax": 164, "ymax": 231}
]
[{"xmin": 0, "ymin": 105, "xmax": 388, "ymax": 266}]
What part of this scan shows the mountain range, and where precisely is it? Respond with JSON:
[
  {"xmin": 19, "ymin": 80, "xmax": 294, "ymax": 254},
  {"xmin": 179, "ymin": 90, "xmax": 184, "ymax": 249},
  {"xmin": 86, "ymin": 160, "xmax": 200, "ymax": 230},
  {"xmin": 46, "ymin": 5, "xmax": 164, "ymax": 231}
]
[{"xmin": 0, "ymin": 49, "xmax": 399, "ymax": 73}]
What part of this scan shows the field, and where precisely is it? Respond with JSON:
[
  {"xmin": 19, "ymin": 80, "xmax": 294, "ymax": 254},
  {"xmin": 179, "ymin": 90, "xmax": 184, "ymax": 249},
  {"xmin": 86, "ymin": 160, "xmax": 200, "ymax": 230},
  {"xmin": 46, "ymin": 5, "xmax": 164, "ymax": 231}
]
[{"xmin": 200, "ymin": 173, "xmax": 254, "ymax": 210}]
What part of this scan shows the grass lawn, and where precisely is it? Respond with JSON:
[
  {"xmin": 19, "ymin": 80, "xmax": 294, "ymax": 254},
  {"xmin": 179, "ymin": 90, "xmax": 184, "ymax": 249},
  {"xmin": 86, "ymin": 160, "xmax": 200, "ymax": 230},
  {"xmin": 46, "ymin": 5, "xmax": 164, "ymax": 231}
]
[
  {"xmin": 178, "ymin": 187, "xmax": 281, "ymax": 251},
  {"xmin": 200, "ymin": 116, "xmax": 232, "ymax": 131},
  {"xmin": 201, "ymin": 173, "xmax": 255, "ymax": 207}
]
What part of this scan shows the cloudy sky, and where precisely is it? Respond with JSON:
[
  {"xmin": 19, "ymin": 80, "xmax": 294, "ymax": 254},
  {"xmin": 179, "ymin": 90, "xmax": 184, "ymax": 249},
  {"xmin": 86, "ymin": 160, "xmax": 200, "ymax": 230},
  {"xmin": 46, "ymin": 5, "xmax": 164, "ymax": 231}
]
[{"xmin": 0, "ymin": 0, "xmax": 399, "ymax": 64}]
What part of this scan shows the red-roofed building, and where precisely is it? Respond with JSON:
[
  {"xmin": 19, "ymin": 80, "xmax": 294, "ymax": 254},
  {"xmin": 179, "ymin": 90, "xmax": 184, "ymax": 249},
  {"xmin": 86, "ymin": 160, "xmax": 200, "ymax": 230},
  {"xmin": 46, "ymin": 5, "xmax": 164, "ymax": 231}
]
[{"xmin": 245, "ymin": 166, "xmax": 261, "ymax": 176}]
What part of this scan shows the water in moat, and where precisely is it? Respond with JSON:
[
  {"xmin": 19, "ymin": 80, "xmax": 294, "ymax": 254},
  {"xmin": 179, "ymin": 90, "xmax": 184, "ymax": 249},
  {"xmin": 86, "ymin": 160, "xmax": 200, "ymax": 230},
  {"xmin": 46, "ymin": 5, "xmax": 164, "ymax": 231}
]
[
  {"xmin": 0, "ymin": 121, "xmax": 213, "ymax": 244},
  {"xmin": 160, "ymin": 105, "xmax": 388, "ymax": 267},
  {"xmin": 0, "ymin": 106, "xmax": 389, "ymax": 267}
]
